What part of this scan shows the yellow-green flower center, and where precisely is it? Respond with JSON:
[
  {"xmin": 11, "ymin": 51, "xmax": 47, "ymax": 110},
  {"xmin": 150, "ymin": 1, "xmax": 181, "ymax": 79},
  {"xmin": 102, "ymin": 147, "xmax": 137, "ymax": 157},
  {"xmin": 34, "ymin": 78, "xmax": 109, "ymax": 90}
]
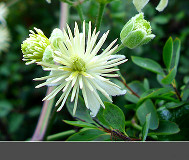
[{"xmin": 71, "ymin": 56, "xmax": 86, "ymax": 72}]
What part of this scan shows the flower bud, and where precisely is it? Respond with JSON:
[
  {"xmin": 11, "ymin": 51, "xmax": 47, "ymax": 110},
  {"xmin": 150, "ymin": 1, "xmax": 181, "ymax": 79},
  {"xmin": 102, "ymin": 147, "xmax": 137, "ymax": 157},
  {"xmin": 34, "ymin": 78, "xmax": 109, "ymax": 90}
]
[
  {"xmin": 120, "ymin": 12, "xmax": 155, "ymax": 49},
  {"xmin": 49, "ymin": 28, "xmax": 64, "ymax": 50},
  {"xmin": 21, "ymin": 27, "xmax": 50, "ymax": 65},
  {"xmin": 42, "ymin": 45, "xmax": 54, "ymax": 64}
]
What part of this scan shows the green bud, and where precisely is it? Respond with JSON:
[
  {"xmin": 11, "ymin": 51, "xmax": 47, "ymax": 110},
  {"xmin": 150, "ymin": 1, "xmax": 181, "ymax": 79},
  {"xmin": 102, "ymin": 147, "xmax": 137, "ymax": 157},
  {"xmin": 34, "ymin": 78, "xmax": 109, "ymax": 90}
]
[
  {"xmin": 21, "ymin": 28, "xmax": 50, "ymax": 65},
  {"xmin": 42, "ymin": 45, "xmax": 54, "ymax": 64},
  {"xmin": 120, "ymin": 13, "xmax": 155, "ymax": 49},
  {"xmin": 49, "ymin": 28, "xmax": 64, "ymax": 50}
]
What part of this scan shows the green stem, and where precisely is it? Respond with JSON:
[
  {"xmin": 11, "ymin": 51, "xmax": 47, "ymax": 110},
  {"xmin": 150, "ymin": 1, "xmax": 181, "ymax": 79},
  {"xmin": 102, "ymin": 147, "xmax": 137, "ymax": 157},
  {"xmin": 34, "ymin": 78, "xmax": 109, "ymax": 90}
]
[
  {"xmin": 125, "ymin": 121, "xmax": 142, "ymax": 131},
  {"xmin": 113, "ymin": 43, "xmax": 125, "ymax": 54},
  {"xmin": 47, "ymin": 130, "xmax": 76, "ymax": 141},
  {"xmin": 75, "ymin": 2, "xmax": 84, "ymax": 22},
  {"xmin": 95, "ymin": 3, "xmax": 107, "ymax": 31}
]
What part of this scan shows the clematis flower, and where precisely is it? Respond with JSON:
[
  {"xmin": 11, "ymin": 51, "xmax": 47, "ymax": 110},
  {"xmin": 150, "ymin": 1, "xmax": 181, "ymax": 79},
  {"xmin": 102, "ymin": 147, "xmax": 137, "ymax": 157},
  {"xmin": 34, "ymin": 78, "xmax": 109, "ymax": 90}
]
[
  {"xmin": 21, "ymin": 28, "xmax": 51, "ymax": 65},
  {"xmin": 0, "ymin": 26, "xmax": 11, "ymax": 53},
  {"xmin": 34, "ymin": 22, "xmax": 127, "ymax": 117},
  {"xmin": 133, "ymin": 0, "xmax": 169, "ymax": 12}
]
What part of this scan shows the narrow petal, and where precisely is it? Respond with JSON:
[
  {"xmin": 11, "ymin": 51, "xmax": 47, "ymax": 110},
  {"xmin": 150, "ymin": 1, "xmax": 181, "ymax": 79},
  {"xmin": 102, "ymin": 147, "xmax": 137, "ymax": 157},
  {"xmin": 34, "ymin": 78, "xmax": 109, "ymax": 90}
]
[{"xmin": 95, "ymin": 79, "xmax": 127, "ymax": 96}]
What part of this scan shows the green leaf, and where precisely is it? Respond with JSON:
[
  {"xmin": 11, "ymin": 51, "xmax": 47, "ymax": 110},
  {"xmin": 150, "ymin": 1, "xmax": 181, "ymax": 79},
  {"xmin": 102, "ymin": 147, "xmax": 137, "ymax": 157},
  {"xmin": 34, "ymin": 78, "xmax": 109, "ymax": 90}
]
[
  {"xmin": 66, "ymin": 95, "xmax": 94, "ymax": 123},
  {"xmin": 142, "ymin": 113, "xmax": 151, "ymax": 141},
  {"xmin": 63, "ymin": 120, "xmax": 96, "ymax": 128},
  {"xmin": 163, "ymin": 37, "xmax": 173, "ymax": 70},
  {"xmin": 131, "ymin": 56, "xmax": 164, "ymax": 75},
  {"xmin": 136, "ymin": 99, "xmax": 159, "ymax": 130},
  {"xmin": 171, "ymin": 38, "xmax": 181, "ymax": 69},
  {"xmin": 138, "ymin": 87, "xmax": 174, "ymax": 105},
  {"xmin": 127, "ymin": 81, "xmax": 146, "ymax": 96},
  {"xmin": 0, "ymin": 101, "xmax": 13, "ymax": 118},
  {"xmin": 148, "ymin": 120, "xmax": 180, "ymax": 136},
  {"xmin": 161, "ymin": 67, "xmax": 177, "ymax": 84},
  {"xmin": 143, "ymin": 78, "xmax": 150, "ymax": 90},
  {"xmin": 8, "ymin": 113, "xmax": 25, "ymax": 133},
  {"xmin": 124, "ymin": 92, "xmax": 139, "ymax": 104},
  {"xmin": 103, "ymin": 102, "xmax": 125, "ymax": 132},
  {"xmin": 66, "ymin": 128, "xmax": 109, "ymax": 141},
  {"xmin": 96, "ymin": 107, "xmax": 111, "ymax": 129},
  {"xmin": 165, "ymin": 102, "xmax": 186, "ymax": 109}
]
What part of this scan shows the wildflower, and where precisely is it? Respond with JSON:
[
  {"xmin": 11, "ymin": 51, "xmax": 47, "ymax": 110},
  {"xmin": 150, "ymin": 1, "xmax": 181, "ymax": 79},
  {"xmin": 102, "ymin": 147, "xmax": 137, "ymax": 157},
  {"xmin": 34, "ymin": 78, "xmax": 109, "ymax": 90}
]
[
  {"xmin": 35, "ymin": 22, "xmax": 127, "ymax": 117},
  {"xmin": 120, "ymin": 12, "xmax": 155, "ymax": 49},
  {"xmin": 21, "ymin": 27, "xmax": 51, "ymax": 65},
  {"xmin": 133, "ymin": 0, "xmax": 168, "ymax": 12},
  {"xmin": 0, "ymin": 2, "xmax": 8, "ymax": 25},
  {"xmin": 0, "ymin": 26, "xmax": 11, "ymax": 53}
]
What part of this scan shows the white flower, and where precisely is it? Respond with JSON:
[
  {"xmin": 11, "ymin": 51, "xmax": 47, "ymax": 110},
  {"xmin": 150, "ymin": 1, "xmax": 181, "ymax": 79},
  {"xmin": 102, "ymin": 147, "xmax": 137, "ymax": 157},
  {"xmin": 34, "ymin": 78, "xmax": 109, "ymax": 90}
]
[
  {"xmin": 0, "ymin": 26, "xmax": 11, "ymax": 53},
  {"xmin": 35, "ymin": 22, "xmax": 127, "ymax": 117},
  {"xmin": 0, "ymin": 2, "xmax": 8, "ymax": 25}
]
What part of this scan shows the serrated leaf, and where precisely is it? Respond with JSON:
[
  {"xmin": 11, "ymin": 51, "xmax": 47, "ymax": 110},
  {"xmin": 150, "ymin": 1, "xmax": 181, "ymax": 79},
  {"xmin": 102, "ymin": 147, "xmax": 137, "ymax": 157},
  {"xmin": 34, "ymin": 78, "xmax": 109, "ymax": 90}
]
[
  {"xmin": 103, "ymin": 102, "xmax": 125, "ymax": 132},
  {"xmin": 142, "ymin": 113, "xmax": 151, "ymax": 141},
  {"xmin": 66, "ymin": 128, "xmax": 109, "ymax": 141},
  {"xmin": 132, "ymin": 56, "xmax": 164, "ymax": 75},
  {"xmin": 148, "ymin": 120, "xmax": 180, "ymax": 136},
  {"xmin": 161, "ymin": 67, "xmax": 177, "ymax": 84},
  {"xmin": 136, "ymin": 99, "xmax": 159, "ymax": 130},
  {"xmin": 63, "ymin": 120, "xmax": 96, "ymax": 128},
  {"xmin": 163, "ymin": 37, "xmax": 173, "ymax": 70}
]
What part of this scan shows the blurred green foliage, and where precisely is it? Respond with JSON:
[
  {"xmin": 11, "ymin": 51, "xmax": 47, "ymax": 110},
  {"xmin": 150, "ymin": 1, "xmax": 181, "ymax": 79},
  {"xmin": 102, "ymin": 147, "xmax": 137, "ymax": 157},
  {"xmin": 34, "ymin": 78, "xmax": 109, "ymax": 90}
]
[{"xmin": 0, "ymin": 0, "xmax": 189, "ymax": 141}]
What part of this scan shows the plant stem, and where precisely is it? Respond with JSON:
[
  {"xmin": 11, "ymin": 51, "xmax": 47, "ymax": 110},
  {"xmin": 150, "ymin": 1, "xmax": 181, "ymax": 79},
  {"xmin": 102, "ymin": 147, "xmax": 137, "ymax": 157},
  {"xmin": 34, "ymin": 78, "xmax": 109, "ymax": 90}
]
[
  {"xmin": 31, "ymin": 2, "xmax": 68, "ymax": 141},
  {"xmin": 117, "ymin": 69, "xmax": 140, "ymax": 98},
  {"xmin": 60, "ymin": 0, "xmax": 74, "ymax": 6},
  {"xmin": 113, "ymin": 43, "xmax": 125, "ymax": 54},
  {"xmin": 43, "ymin": 105, "xmax": 58, "ymax": 140},
  {"xmin": 47, "ymin": 130, "xmax": 76, "ymax": 141},
  {"xmin": 172, "ymin": 80, "xmax": 181, "ymax": 101},
  {"xmin": 95, "ymin": 3, "xmax": 106, "ymax": 31},
  {"xmin": 31, "ymin": 87, "xmax": 55, "ymax": 141},
  {"xmin": 75, "ymin": 2, "xmax": 84, "ymax": 22}
]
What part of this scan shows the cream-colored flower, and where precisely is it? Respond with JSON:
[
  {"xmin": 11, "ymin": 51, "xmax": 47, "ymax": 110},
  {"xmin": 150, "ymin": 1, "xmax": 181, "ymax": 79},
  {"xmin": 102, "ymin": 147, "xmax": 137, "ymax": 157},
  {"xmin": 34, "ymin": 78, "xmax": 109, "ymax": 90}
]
[
  {"xmin": 0, "ymin": 26, "xmax": 10, "ymax": 53},
  {"xmin": 35, "ymin": 22, "xmax": 127, "ymax": 117},
  {"xmin": 0, "ymin": 2, "xmax": 8, "ymax": 25}
]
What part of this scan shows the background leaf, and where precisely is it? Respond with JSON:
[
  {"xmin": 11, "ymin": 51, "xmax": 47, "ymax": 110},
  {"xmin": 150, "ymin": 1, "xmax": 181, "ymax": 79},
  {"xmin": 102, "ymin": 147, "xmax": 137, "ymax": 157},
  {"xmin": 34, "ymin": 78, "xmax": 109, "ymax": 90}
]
[
  {"xmin": 136, "ymin": 99, "xmax": 159, "ymax": 130},
  {"xmin": 142, "ymin": 113, "xmax": 151, "ymax": 141},
  {"xmin": 66, "ymin": 128, "xmax": 109, "ymax": 141},
  {"xmin": 148, "ymin": 120, "xmax": 180, "ymax": 136},
  {"xmin": 163, "ymin": 37, "xmax": 173, "ymax": 70},
  {"xmin": 131, "ymin": 56, "xmax": 164, "ymax": 75},
  {"xmin": 102, "ymin": 102, "xmax": 125, "ymax": 132}
]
